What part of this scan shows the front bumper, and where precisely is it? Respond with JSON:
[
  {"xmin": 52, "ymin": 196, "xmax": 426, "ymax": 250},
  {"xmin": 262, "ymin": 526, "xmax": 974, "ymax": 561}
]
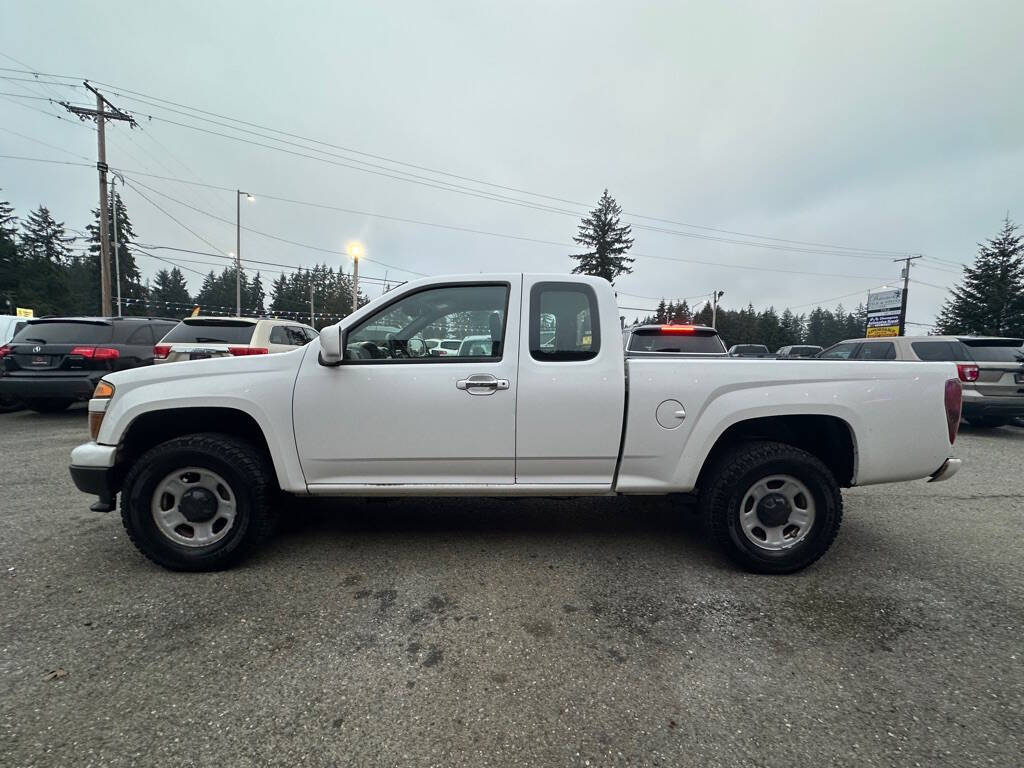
[
  {"xmin": 0, "ymin": 373, "xmax": 101, "ymax": 400},
  {"xmin": 69, "ymin": 442, "xmax": 120, "ymax": 512}
]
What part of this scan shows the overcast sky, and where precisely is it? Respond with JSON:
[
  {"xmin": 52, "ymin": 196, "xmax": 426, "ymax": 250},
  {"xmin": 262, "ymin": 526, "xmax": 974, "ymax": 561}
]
[{"xmin": 2, "ymin": 0, "xmax": 1021, "ymax": 324}]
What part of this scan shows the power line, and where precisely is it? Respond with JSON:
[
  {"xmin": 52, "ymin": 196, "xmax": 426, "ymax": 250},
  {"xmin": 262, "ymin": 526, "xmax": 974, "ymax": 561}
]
[
  {"xmin": 0, "ymin": 65, "xmax": 902, "ymax": 259},
  {"xmin": 122, "ymin": 177, "xmax": 229, "ymax": 255},
  {"xmin": 123, "ymin": 175, "xmax": 430, "ymax": 277},
  {"xmin": 85, "ymin": 75, "xmax": 915, "ymax": 257}
]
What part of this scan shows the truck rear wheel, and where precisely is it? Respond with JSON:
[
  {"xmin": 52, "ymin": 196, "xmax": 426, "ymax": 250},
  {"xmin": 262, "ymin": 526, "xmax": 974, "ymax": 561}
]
[
  {"xmin": 700, "ymin": 441, "xmax": 842, "ymax": 574},
  {"xmin": 120, "ymin": 433, "xmax": 276, "ymax": 571}
]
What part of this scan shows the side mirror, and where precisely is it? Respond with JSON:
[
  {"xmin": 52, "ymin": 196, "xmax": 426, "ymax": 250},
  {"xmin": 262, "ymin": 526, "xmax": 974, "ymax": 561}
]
[
  {"xmin": 407, "ymin": 337, "xmax": 427, "ymax": 357},
  {"xmin": 319, "ymin": 324, "xmax": 343, "ymax": 365}
]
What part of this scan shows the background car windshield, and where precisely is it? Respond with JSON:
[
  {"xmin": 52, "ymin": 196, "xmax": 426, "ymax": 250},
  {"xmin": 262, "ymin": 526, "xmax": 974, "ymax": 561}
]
[
  {"xmin": 960, "ymin": 340, "xmax": 1024, "ymax": 362},
  {"xmin": 628, "ymin": 330, "xmax": 725, "ymax": 353},
  {"xmin": 13, "ymin": 321, "xmax": 113, "ymax": 344},
  {"xmin": 161, "ymin": 321, "xmax": 257, "ymax": 344}
]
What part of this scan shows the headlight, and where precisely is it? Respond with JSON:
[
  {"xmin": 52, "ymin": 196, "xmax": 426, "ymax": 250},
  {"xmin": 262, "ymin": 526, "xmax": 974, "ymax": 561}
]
[{"xmin": 89, "ymin": 380, "xmax": 115, "ymax": 440}]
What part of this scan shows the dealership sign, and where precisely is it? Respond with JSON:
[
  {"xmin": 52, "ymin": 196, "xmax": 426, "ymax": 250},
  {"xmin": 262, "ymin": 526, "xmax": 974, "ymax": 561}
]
[{"xmin": 866, "ymin": 289, "xmax": 902, "ymax": 337}]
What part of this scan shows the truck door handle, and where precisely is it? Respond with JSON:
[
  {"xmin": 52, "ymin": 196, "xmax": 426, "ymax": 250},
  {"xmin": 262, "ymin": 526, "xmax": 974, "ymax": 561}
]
[{"xmin": 456, "ymin": 374, "xmax": 510, "ymax": 395}]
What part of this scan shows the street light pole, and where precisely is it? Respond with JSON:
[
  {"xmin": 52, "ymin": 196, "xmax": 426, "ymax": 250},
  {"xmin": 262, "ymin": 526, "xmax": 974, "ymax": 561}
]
[
  {"xmin": 235, "ymin": 190, "xmax": 254, "ymax": 315},
  {"xmin": 711, "ymin": 290, "xmax": 725, "ymax": 329},
  {"xmin": 347, "ymin": 242, "xmax": 362, "ymax": 316}
]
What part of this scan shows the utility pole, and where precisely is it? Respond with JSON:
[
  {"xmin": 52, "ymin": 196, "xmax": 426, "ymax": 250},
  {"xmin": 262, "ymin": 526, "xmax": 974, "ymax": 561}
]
[
  {"xmin": 711, "ymin": 290, "xmax": 725, "ymax": 329},
  {"xmin": 310, "ymin": 283, "xmax": 315, "ymax": 327},
  {"xmin": 892, "ymin": 255, "xmax": 922, "ymax": 336},
  {"xmin": 235, "ymin": 190, "xmax": 254, "ymax": 315},
  {"xmin": 61, "ymin": 83, "xmax": 135, "ymax": 317}
]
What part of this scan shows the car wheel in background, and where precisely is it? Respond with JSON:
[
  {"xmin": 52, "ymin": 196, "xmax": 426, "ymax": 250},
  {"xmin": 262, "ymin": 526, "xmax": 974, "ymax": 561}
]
[
  {"xmin": 700, "ymin": 440, "xmax": 843, "ymax": 574},
  {"xmin": 120, "ymin": 432, "xmax": 276, "ymax": 571},
  {"xmin": 964, "ymin": 417, "xmax": 1008, "ymax": 428},
  {"xmin": 24, "ymin": 398, "xmax": 73, "ymax": 413},
  {"xmin": 0, "ymin": 394, "xmax": 24, "ymax": 413}
]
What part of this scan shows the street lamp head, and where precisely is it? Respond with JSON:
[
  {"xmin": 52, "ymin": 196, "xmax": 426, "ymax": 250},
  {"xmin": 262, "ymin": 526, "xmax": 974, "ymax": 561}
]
[
  {"xmin": 347, "ymin": 242, "xmax": 363, "ymax": 259},
  {"xmin": 246, "ymin": 194, "xmax": 255, "ymax": 202}
]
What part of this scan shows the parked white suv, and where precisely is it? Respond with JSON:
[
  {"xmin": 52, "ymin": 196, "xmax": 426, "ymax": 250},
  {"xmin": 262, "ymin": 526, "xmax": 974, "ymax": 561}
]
[{"xmin": 153, "ymin": 317, "xmax": 317, "ymax": 363}]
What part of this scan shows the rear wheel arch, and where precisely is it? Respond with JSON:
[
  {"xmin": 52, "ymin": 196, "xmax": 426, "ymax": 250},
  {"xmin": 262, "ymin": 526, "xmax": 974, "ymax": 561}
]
[{"xmin": 696, "ymin": 414, "xmax": 857, "ymax": 490}]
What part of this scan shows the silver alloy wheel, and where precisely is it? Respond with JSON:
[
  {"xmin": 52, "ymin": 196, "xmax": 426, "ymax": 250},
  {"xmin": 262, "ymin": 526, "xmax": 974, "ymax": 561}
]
[
  {"xmin": 151, "ymin": 467, "xmax": 237, "ymax": 548},
  {"xmin": 738, "ymin": 474, "xmax": 816, "ymax": 551}
]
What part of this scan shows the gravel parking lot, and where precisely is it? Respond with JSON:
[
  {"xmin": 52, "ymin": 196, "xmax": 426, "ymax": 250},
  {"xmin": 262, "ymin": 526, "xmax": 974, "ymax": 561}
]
[{"xmin": 1, "ymin": 407, "xmax": 1021, "ymax": 767}]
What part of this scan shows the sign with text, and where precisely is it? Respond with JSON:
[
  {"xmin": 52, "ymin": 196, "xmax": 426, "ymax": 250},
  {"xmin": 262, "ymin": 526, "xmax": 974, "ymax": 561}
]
[
  {"xmin": 15, "ymin": 307, "xmax": 33, "ymax": 318},
  {"xmin": 866, "ymin": 289, "xmax": 902, "ymax": 337}
]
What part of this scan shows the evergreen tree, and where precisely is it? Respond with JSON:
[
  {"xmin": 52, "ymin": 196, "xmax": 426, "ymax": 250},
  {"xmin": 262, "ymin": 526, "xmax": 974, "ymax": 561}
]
[
  {"xmin": 150, "ymin": 267, "xmax": 193, "ymax": 312},
  {"xmin": 0, "ymin": 194, "xmax": 19, "ymax": 314},
  {"xmin": 654, "ymin": 299, "xmax": 667, "ymax": 323},
  {"xmin": 83, "ymin": 194, "xmax": 146, "ymax": 315},
  {"xmin": 18, "ymin": 206, "xmax": 74, "ymax": 316},
  {"xmin": 674, "ymin": 299, "xmax": 692, "ymax": 324},
  {"xmin": 569, "ymin": 189, "xmax": 635, "ymax": 284},
  {"xmin": 935, "ymin": 218, "xmax": 1024, "ymax": 336}
]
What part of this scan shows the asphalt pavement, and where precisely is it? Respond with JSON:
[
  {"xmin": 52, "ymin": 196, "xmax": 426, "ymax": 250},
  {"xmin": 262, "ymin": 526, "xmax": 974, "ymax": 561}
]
[{"xmin": 1, "ymin": 406, "xmax": 1021, "ymax": 767}]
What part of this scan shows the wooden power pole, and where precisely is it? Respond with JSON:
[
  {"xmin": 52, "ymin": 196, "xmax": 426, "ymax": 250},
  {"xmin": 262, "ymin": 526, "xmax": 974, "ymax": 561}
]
[
  {"xmin": 892, "ymin": 255, "xmax": 922, "ymax": 336},
  {"xmin": 60, "ymin": 82, "xmax": 135, "ymax": 317}
]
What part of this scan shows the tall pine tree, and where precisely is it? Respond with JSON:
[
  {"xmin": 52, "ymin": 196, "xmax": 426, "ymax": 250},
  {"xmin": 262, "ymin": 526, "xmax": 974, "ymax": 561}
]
[
  {"xmin": 935, "ymin": 218, "xmax": 1024, "ymax": 336},
  {"xmin": 19, "ymin": 206, "xmax": 75, "ymax": 316},
  {"xmin": 0, "ymin": 193, "xmax": 18, "ymax": 314},
  {"xmin": 569, "ymin": 189, "xmax": 635, "ymax": 284}
]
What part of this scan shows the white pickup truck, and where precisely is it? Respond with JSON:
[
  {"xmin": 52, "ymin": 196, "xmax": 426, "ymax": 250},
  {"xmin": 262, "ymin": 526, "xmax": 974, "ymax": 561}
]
[{"xmin": 69, "ymin": 274, "xmax": 964, "ymax": 574}]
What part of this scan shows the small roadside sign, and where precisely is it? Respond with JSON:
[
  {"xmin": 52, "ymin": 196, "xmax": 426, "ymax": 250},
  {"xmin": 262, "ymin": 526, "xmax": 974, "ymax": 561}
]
[{"xmin": 15, "ymin": 307, "xmax": 33, "ymax": 318}]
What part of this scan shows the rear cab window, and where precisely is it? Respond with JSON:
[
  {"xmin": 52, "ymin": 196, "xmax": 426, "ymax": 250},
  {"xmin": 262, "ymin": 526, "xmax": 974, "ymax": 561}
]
[
  {"xmin": 627, "ymin": 327, "xmax": 725, "ymax": 354},
  {"xmin": 529, "ymin": 282, "xmax": 599, "ymax": 362},
  {"xmin": 161, "ymin": 320, "xmax": 257, "ymax": 345}
]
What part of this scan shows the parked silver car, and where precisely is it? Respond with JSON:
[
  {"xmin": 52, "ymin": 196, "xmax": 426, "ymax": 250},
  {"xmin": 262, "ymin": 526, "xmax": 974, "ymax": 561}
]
[{"xmin": 818, "ymin": 335, "xmax": 1024, "ymax": 427}]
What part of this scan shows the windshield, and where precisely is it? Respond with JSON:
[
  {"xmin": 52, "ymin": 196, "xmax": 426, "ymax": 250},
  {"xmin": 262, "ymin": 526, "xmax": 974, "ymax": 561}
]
[
  {"xmin": 13, "ymin": 320, "xmax": 113, "ymax": 344},
  {"xmin": 160, "ymin": 320, "xmax": 257, "ymax": 345},
  {"xmin": 732, "ymin": 345, "xmax": 768, "ymax": 354}
]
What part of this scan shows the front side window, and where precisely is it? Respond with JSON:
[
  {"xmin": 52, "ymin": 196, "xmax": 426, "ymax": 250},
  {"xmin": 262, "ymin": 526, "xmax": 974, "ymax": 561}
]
[
  {"xmin": 819, "ymin": 342, "xmax": 857, "ymax": 359},
  {"xmin": 529, "ymin": 282, "xmax": 599, "ymax": 362},
  {"xmin": 345, "ymin": 283, "xmax": 508, "ymax": 362}
]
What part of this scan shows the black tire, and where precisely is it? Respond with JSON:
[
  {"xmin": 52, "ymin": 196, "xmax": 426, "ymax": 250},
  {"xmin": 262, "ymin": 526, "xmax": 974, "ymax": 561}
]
[
  {"xmin": 0, "ymin": 394, "xmax": 23, "ymax": 413},
  {"xmin": 700, "ymin": 440, "xmax": 843, "ymax": 574},
  {"xmin": 964, "ymin": 416, "xmax": 1008, "ymax": 429},
  {"xmin": 120, "ymin": 432, "xmax": 276, "ymax": 571},
  {"xmin": 24, "ymin": 398, "xmax": 73, "ymax": 413}
]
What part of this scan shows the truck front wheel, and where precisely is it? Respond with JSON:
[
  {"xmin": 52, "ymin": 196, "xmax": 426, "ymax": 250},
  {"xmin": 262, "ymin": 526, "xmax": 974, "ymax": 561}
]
[
  {"xmin": 120, "ymin": 433, "xmax": 276, "ymax": 571},
  {"xmin": 700, "ymin": 441, "xmax": 842, "ymax": 574}
]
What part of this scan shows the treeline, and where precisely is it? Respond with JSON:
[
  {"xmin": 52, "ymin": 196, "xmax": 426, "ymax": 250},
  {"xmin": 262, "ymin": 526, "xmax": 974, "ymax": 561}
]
[
  {"xmin": 636, "ymin": 298, "xmax": 867, "ymax": 349},
  {"xmin": 0, "ymin": 190, "xmax": 368, "ymax": 328}
]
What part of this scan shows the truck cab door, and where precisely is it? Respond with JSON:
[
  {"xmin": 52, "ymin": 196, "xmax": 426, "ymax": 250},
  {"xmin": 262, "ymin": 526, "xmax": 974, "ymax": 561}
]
[
  {"xmin": 514, "ymin": 277, "xmax": 626, "ymax": 486},
  {"xmin": 293, "ymin": 278, "xmax": 520, "ymax": 487}
]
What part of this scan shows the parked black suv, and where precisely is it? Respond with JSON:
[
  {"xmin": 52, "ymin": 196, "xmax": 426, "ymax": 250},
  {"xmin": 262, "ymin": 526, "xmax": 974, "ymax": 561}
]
[{"xmin": 0, "ymin": 316, "xmax": 179, "ymax": 412}]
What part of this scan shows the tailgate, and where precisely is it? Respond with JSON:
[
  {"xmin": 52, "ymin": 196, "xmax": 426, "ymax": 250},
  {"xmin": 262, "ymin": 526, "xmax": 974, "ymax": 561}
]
[{"xmin": 161, "ymin": 343, "xmax": 233, "ymax": 363}]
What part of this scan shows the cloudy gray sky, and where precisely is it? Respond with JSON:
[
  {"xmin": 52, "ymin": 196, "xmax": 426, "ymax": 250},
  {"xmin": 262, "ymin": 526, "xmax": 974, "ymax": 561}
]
[{"xmin": 2, "ymin": 0, "xmax": 1021, "ymax": 324}]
